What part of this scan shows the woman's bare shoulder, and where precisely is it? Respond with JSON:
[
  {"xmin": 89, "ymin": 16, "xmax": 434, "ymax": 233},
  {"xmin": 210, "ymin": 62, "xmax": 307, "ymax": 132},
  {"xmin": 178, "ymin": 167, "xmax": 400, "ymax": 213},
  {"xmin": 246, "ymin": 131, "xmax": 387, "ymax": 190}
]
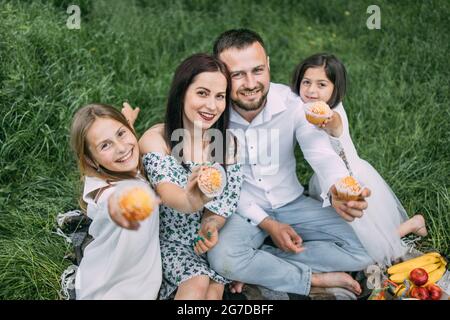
[
  {"xmin": 139, "ymin": 123, "xmax": 169, "ymax": 154},
  {"xmin": 150, "ymin": 123, "xmax": 165, "ymax": 132}
]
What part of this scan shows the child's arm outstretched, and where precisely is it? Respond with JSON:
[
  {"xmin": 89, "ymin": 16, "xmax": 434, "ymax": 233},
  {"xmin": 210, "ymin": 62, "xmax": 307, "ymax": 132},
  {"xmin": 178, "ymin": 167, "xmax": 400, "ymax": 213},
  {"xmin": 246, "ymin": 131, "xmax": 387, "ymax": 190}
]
[
  {"xmin": 318, "ymin": 110, "xmax": 343, "ymax": 138},
  {"xmin": 106, "ymin": 184, "xmax": 161, "ymax": 230},
  {"xmin": 107, "ymin": 189, "xmax": 140, "ymax": 230}
]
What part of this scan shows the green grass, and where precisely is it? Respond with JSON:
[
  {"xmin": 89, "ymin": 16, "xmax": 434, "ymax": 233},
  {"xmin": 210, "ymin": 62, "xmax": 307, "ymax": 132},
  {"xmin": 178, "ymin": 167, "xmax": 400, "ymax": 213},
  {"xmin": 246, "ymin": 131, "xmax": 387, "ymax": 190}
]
[{"xmin": 0, "ymin": 0, "xmax": 449, "ymax": 299}]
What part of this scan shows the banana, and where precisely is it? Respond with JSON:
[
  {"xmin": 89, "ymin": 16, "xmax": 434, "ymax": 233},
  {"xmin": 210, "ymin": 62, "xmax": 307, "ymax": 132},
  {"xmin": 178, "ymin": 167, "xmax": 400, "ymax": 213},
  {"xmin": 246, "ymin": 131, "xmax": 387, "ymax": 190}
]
[
  {"xmin": 439, "ymin": 256, "xmax": 448, "ymax": 267},
  {"xmin": 425, "ymin": 264, "xmax": 447, "ymax": 285},
  {"xmin": 424, "ymin": 262, "xmax": 443, "ymax": 273},
  {"xmin": 394, "ymin": 284, "xmax": 406, "ymax": 297},
  {"xmin": 426, "ymin": 252, "xmax": 443, "ymax": 258},
  {"xmin": 424, "ymin": 252, "xmax": 442, "ymax": 258},
  {"xmin": 388, "ymin": 254, "xmax": 441, "ymax": 274},
  {"xmin": 390, "ymin": 273, "xmax": 409, "ymax": 284},
  {"xmin": 389, "ymin": 262, "xmax": 442, "ymax": 283}
]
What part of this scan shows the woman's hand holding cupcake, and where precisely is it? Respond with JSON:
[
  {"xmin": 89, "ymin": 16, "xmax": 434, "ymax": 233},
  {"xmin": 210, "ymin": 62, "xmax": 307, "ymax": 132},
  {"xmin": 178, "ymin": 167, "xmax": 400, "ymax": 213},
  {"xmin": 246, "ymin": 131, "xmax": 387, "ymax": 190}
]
[
  {"xmin": 185, "ymin": 166, "xmax": 214, "ymax": 212},
  {"xmin": 330, "ymin": 176, "xmax": 371, "ymax": 222}
]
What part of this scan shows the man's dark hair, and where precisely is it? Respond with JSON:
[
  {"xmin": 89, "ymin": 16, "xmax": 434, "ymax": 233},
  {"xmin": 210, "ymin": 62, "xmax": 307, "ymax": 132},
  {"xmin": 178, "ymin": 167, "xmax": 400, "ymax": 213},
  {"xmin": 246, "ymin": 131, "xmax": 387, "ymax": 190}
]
[{"xmin": 213, "ymin": 28, "xmax": 266, "ymax": 57}]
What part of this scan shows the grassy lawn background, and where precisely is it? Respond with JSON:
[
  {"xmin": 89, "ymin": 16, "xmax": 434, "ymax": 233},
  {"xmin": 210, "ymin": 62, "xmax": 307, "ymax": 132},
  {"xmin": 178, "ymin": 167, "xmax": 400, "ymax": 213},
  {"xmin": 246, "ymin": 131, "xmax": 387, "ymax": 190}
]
[{"xmin": 0, "ymin": 0, "xmax": 448, "ymax": 299}]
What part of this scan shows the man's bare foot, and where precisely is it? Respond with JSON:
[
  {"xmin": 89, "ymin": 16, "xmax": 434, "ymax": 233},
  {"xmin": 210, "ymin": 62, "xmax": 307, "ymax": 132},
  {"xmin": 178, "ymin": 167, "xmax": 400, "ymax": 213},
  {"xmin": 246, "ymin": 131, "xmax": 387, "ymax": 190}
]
[
  {"xmin": 229, "ymin": 281, "xmax": 245, "ymax": 294},
  {"xmin": 311, "ymin": 272, "xmax": 362, "ymax": 295}
]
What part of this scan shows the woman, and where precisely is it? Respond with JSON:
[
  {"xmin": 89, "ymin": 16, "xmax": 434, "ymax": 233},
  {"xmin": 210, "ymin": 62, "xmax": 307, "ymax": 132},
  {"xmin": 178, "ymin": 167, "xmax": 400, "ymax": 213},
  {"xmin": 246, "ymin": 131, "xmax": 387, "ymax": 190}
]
[{"xmin": 128, "ymin": 53, "xmax": 242, "ymax": 299}]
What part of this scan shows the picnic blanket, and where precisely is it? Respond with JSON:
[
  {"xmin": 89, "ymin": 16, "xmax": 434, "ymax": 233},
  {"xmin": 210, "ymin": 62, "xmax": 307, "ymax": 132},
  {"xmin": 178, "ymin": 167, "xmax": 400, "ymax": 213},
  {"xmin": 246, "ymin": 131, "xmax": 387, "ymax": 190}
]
[{"xmin": 55, "ymin": 210, "xmax": 446, "ymax": 300}]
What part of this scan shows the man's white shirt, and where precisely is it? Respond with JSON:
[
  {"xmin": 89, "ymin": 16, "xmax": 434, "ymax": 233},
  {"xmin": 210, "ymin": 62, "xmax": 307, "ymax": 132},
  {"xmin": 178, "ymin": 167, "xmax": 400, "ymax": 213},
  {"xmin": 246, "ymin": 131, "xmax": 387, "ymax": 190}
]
[{"xmin": 229, "ymin": 82, "xmax": 349, "ymax": 225}]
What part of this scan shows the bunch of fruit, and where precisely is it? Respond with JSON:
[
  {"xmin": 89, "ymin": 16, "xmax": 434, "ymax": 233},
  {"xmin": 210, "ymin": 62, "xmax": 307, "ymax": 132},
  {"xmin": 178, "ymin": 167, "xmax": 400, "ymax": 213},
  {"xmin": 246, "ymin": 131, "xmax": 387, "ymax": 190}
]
[{"xmin": 388, "ymin": 252, "xmax": 447, "ymax": 300}]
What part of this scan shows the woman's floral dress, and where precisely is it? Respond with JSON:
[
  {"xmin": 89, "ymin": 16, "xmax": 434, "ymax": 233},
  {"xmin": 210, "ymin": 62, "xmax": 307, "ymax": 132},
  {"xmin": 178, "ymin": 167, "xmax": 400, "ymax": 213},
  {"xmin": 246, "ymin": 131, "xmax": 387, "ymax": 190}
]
[{"xmin": 143, "ymin": 151, "xmax": 243, "ymax": 299}]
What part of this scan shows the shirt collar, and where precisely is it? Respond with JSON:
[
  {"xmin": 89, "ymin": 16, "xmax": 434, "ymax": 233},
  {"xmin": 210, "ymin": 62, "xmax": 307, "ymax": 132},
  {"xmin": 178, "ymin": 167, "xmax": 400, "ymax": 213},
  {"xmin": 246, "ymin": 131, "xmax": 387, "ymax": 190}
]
[
  {"xmin": 229, "ymin": 106, "xmax": 248, "ymax": 126},
  {"xmin": 83, "ymin": 176, "xmax": 111, "ymax": 203},
  {"xmin": 82, "ymin": 172, "xmax": 147, "ymax": 202},
  {"xmin": 229, "ymin": 83, "xmax": 287, "ymax": 126},
  {"xmin": 263, "ymin": 82, "xmax": 287, "ymax": 120}
]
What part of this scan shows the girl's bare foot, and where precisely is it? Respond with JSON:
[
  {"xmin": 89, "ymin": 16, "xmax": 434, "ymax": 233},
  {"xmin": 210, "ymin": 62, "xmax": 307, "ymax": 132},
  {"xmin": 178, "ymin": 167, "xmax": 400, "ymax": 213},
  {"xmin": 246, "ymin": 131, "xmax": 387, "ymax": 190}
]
[
  {"xmin": 398, "ymin": 214, "xmax": 427, "ymax": 237},
  {"xmin": 229, "ymin": 281, "xmax": 245, "ymax": 294},
  {"xmin": 410, "ymin": 214, "xmax": 427, "ymax": 237},
  {"xmin": 311, "ymin": 272, "xmax": 362, "ymax": 295}
]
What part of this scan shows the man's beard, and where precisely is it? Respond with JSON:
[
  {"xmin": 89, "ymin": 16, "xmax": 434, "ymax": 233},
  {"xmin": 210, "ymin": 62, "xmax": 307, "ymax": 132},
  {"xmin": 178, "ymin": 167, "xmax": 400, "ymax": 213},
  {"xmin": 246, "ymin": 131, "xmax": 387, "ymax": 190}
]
[{"xmin": 232, "ymin": 86, "xmax": 269, "ymax": 112}]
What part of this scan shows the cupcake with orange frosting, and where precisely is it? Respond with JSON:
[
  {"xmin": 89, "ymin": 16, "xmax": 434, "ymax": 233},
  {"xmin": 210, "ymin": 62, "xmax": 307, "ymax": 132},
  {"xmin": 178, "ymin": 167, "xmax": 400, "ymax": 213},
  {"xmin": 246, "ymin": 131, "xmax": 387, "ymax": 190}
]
[
  {"xmin": 335, "ymin": 176, "xmax": 364, "ymax": 201},
  {"xmin": 304, "ymin": 101, "xmax": 333, "ymax": 125},
  {"xmin": 118, "ymin": 183, "xmax": 155, "ymax": 221},
  {"xmin": 197, "ymin": 164, "xmax": 226, "ymax": 198}
]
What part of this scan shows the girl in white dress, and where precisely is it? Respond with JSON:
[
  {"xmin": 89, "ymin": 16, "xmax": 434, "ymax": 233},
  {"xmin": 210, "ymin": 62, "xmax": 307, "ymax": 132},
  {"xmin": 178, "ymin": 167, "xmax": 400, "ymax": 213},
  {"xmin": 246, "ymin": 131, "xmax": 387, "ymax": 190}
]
[
  {"xmin": 70, "ymin": 103, "xmax": 163, "ymax": 299},
  {"xmin": 291, "ymin": 53, "xmax": 427, "ymax": 266}
]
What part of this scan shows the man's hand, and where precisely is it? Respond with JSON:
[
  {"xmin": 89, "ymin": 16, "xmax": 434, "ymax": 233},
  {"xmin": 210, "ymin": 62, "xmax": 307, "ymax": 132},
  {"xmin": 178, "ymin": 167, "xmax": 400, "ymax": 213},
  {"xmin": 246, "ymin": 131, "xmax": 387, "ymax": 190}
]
[
  {"xmin": 107, "ymin": 193, "xmax": 140, "ymax": 230},
  {"xmin": 330, "ymin": 184, "xmax": 371, "ymax": 221},
  {"xmin": 121, "ymin": 102, "xmax": 140, "ymax": 127},
  {"xmin": 259, "ymin": 217, "xmax": 304, "ymax": 254}
]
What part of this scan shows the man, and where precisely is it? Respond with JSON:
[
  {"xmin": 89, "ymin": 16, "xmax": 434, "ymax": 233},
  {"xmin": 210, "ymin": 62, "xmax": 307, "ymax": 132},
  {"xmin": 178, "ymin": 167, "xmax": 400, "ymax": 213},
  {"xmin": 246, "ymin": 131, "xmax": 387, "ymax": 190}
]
[{"xmin": 207, "ymin": 29, "xmax": 373, "ymax": 296}]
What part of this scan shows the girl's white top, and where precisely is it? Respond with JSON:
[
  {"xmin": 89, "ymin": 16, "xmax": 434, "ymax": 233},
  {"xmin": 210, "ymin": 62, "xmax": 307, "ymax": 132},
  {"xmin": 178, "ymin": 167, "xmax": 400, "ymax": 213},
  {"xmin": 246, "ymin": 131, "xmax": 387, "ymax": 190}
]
[
  {"xmin": 309, "ymin": 102, "xmax": 409, "ymax": 266},
  {"xmin": 75, "ymin": 176, "xmax": 162, "ymax": 299}
]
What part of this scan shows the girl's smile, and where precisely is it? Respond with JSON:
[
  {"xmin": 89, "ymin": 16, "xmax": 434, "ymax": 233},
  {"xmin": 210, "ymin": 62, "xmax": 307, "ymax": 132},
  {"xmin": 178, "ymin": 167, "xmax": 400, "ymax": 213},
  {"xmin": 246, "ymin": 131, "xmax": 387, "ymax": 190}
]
[
  {"xmin": 115, "ymin": 146, "xmax": 134, "ymax": 163},
  {"xmin": 86, "ymin": 118, "xmax": 140, "ymax": 173}
]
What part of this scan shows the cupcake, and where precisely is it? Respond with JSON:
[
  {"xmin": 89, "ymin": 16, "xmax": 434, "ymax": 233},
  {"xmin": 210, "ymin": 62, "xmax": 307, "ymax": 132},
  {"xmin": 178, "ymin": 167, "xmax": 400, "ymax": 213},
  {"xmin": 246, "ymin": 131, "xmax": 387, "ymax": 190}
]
[
  {"xmin": 304, "ymin": 101, "xmax": 333, "ymax": 125},
  {"xmin": 197, "ymin": 164, "xmax": 226, "ymax": 198},
  {"xmin": 335, "ymin": 176, "xmax": 364, "ymax": 201},
  {"xmin": 118, "ymin": 183, "xmax": 155, "ymax": 221}
]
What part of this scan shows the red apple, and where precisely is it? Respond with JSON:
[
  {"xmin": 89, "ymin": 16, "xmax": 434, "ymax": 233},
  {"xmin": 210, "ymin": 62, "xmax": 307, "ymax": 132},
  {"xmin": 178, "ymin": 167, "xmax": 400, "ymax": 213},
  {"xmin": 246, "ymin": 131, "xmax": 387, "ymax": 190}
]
[
  {"xmin": 409, "ymin": 287, "xmax": 430, "ymax": 300},
  {"xmin": 427, "ymin": 284, "xmax": 442, "ymax": 300},
  {"xmin": 409, "ymin": 268, "xmax": 429, "ymax": 286}
]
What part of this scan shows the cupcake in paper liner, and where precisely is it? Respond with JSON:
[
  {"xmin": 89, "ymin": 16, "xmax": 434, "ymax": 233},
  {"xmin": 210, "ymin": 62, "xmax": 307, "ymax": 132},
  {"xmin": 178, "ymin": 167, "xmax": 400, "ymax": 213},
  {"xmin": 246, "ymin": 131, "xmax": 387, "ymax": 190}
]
[
  {"xmin": 116, "ymin": 180, "xmax": 156, "ymax": 222},
  {"xmin": 304, "ymin": 101, "xmax": 333, "ymax": 125},
  {"xmin": 335, "ymin": 176, "xmax": 364, "ymax": 201},
  {"xmin": 197, "ymin": 164, "xmax": 226, "ymax": 198}
]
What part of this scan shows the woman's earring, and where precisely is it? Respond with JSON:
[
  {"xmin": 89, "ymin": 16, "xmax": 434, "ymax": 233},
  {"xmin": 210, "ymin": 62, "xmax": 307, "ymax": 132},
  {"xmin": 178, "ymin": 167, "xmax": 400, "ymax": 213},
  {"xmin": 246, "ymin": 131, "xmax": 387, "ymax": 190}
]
[{"xmin": 96, "ymin": 165, "xmax": 101, "ymax": 173}]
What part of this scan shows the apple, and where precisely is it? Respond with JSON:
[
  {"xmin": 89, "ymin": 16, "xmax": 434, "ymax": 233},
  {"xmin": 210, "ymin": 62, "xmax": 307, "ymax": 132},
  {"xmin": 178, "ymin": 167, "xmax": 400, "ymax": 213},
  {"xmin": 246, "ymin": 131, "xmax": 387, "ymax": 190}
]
[
  {"xmin": 409, "ymin": 268, "xmax": 429, "ymax": 286},
  {"xmin": 427, "ymin": 284, "xmax": 442, "ymax": 300},
  {"xmin": 409, "ymin": 287, "xmax": 430, "ymax": 300}
]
